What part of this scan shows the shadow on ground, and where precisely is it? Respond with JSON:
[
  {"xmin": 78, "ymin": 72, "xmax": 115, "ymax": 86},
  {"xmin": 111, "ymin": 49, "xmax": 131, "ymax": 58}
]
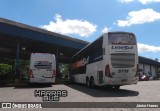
[
  {"xmin": 0, "ymin": 80, "xmax": 139, "ymax": 98},
  {"xmin": 0, "ymin": 82, "xmax": 54, "ymax": 89},
  {"xmin": 65, "ymin": 83, "xmax": 139, "ymax": 97}
]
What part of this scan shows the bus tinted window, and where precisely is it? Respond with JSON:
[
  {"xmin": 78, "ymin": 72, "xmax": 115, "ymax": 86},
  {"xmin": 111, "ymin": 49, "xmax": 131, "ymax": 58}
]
[
  {"xmin": 34, "ymin": 61, "xmax": 52, "ymax": 69},
  {"xmin": 108, "ymin": 33, "xmax": 136, "ymax": 45}
]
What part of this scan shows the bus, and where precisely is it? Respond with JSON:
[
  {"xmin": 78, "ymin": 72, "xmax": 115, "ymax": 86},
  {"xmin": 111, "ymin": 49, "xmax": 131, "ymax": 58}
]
[
  {"xmin": 29, "ymin": 53, "xmax": 56, "ymax": 84},
  {"xmin": 71, "ymin": 32, "xmax": 139, "ymax": 89}
]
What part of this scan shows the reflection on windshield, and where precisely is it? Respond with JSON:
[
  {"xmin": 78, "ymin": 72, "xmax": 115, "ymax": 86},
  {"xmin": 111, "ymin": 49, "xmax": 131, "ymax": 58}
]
[
  {"xmin": 109, "ymin": 33, "xmax": 136, "ymax": 45},
  {"xmin": 34, "ymin": 61, "xmax": 52, "ymax": 69}
]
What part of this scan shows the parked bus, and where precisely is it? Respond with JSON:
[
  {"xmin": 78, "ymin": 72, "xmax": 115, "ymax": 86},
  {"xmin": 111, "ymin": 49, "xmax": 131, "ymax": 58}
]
[
  {"xmin": 29, "ymin": 53, "xmax": 56, "ymax": 84},
  {"xmin": 71, "ymin": 32, "xmax": 139, "ymax": 89}
]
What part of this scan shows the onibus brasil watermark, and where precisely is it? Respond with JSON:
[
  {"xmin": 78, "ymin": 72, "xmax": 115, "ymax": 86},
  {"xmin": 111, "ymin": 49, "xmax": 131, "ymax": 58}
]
[
  {"xmin": 1, "ymin": 90, "xmax": 68, "ymax": 109},
  {"xmin": 2, "ymin": 103, "xmax": 42, "ymax": 108}
]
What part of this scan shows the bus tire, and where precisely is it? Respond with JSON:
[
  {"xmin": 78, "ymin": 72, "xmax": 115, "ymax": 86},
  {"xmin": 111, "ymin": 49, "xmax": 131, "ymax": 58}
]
[
  {"xmin": 86, "ymin": 77, "xmax": 90, "ymax": 87},
  {"xmin": 90, "ymin": 77, "xmax": 95, "ymax": 88},
  {"xmin": 113, "ymin": 85, "xmax": 120, "ymax": 90},
  {"xmin": 28, "ymin": 82, "xmax": 32, "ymax": 87},
  {"xmin": 71, "ymin": 77, "xmax": 74, "ymax": 83},
  {"xmin": 105, "ymin": 85, "xmax": 113, "ymax": 90}
]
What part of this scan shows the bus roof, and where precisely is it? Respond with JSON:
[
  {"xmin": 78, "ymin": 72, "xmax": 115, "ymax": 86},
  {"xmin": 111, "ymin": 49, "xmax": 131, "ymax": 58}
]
[
  {"xmin": 72, "ymin": 31, "xmax": 135, "ymax": 59},
  {"xmin": 72, "ymin": 34, "xmax": 104, "ymax": 59}
]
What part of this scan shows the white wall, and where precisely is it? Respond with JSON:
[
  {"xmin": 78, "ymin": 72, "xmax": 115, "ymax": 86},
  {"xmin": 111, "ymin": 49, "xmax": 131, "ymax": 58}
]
[
  {"xmin": 151, "ymin": 65, "xmax": 155, "ymax": 77},
  {"xmin": 139, "ymin": 63, "xmax": 143, "ymax": 76},
  {"xmin": 139, "ymin": 63, "xmax": 158, "ymax": 77},
  {"xmin": 144, "ymin": 64, "xmax": 150, "ymax": 76}
]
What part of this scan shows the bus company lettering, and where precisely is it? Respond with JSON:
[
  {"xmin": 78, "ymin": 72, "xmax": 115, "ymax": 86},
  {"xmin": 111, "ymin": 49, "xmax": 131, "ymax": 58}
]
[{"xmin": 112, "ymin": 46, "xmax": 133, "ymax": 50}]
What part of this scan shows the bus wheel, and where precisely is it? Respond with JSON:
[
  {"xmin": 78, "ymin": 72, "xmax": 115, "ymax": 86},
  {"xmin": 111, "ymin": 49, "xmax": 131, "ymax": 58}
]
[
  {"xmin": 113, "ymin": 85, "xmax": 120, "ymax": 90},
  {"xmin": 90, "ymin": 77, "xmax": 95, "ymax": 88},
  {"xmin": 71, "ymin": 77, "xmax": 74, "ymax": 83},
  {"xmin": 28, "ymin": 82, "xmax": 32, "ymax": 87},
  {"xmin": 105, "ymin": 85, "xmax": 113, "ymax": 90},
  {"xmin": 86, "ymin": 77, "xmax": 90, "ymax": 87}
]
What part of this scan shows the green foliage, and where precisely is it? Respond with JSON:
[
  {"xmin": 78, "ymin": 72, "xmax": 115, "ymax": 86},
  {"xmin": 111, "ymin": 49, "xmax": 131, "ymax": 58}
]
[
  {"xmin": 155, "ymin": 58, "xmax": 159, "ymax": 61},
  {"xmin": 19, "ymin": 60, "xmax": 29, "ymax": 79},
  {"xmin": 0, "ymin": 63, "xmax": 12, "ymax": 81},
  {"xmin": 59, "ymin": 63, "xmax": 69, "ymax": 77},
  {"xmin": 0, "ymin": 63, "xmax": 12, "ymax": 75},
  {"xmin": 158, "ymin": 68, "xmax": 160, "ymax": 73}
]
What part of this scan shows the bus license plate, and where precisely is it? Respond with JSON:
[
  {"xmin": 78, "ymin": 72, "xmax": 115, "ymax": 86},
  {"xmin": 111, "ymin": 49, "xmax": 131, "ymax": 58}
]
[{"xmin": 121, "ymin": 79, "xmax": 127, "ymax": 82}]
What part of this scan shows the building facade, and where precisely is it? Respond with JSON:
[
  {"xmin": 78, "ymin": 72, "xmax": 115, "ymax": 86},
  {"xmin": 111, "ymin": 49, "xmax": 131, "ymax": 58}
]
[{"xmin": 139, "ymin": 56, "xmax": 160, "ymax": 78}]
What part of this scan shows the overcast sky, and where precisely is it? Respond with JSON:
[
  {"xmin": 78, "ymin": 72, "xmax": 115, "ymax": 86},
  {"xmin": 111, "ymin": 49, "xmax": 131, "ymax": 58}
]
[{"xmin": 0, "ymin": 0, "xmax": 160, "ymax": 60}]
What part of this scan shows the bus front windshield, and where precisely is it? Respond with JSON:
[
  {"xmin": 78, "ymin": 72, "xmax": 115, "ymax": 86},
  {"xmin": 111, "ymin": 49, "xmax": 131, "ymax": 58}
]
[{"xmin": 108, "ymin": 33, "xmax": 136, "ymax": 45}]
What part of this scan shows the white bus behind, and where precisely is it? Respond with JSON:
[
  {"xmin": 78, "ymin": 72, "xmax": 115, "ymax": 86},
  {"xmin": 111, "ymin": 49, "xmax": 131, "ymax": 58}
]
[{"xmin": 29, "ymin": 53, "xmax": 56, "ymax": 84}]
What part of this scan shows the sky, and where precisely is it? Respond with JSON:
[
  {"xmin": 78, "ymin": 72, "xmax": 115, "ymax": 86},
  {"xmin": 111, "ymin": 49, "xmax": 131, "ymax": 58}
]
[{"xmin": 0, "ymin": 0, "xmax": 160, "ymax": 61}]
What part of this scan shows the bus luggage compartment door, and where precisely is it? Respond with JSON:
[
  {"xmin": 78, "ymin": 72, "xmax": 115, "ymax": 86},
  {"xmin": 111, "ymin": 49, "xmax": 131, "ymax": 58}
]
[{"xmin": 97, "ymin": 71, "xmax": 103, "ymax": 84}]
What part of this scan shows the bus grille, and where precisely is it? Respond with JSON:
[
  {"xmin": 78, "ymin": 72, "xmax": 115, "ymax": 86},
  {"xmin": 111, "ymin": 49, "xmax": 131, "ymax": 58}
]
[{"xmin": 111, "ymin": 53, "xmax": 135, "ymax": 68}]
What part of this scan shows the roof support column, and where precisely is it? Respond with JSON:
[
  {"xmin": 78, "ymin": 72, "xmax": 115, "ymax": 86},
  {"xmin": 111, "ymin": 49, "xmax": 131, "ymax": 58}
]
[
  {"xmin": 15, "ymin": 41, "xmax": 20, "ymax": 78},
  {"xmin": 150, "ymin": 65, "xmax": 152, "ymax": 76},
  {"xmin": 143, "ymin": 64, "xmax": 144, "ymax": 75},
  {"xmin": 56, "ymin": 49, "xmax": 59, "ymax": 77}
]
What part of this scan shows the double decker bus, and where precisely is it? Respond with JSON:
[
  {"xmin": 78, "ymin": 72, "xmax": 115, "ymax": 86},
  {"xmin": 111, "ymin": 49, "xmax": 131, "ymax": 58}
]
[{"xmin": 71, "ymin": 32, "xmax": 139, "ymax": 90}]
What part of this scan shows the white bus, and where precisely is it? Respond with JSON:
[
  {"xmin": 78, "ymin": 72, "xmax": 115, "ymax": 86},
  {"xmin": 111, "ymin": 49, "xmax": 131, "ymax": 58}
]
[
  {"xmin": 71, "ymin": 32, "xmax": 139, "ymax": 89},
  {"xmin": 29, "ymin": 53, "xmax": 56, "ymax": 84}
]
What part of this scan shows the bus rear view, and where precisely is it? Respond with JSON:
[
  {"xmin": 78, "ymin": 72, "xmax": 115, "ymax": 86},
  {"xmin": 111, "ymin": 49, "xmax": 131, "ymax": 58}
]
[
  {"xmin": 29, "ymin": 53, "xmax": 56, "ymax": 84},
  {"xmin": 104, "ymin": 32, "xmax": 139, "ymax": 88}
]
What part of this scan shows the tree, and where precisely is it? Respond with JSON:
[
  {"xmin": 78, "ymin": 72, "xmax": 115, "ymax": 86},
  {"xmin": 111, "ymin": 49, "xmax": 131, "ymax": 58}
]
[
  {"xmin": 155, "ymin": 58, "xmax": 159, "ymax": 61},
  {"xmin": 19, "ymin": 60, "xmax": 29, "ymax": 79},
  {"xmin": 0, "ymin": 63, "xmax": 12, "ymax": 81},
  {"xmin": 59, "ymin": 63, "xmax": 69, "ymax": 78}
]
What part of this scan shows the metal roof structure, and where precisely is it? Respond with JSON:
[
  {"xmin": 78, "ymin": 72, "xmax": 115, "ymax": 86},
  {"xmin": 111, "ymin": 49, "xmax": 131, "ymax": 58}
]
[
  {"xmin": 0, "ymin": 18, "xmax": 160, "ymax": 78},
  {"xmin": 0, "ymin": 18, "xmax": 89, "ymax": 63},
  {"xmin": 139, "ymin": 56, "xmax": 160, "ymax": 66}
]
